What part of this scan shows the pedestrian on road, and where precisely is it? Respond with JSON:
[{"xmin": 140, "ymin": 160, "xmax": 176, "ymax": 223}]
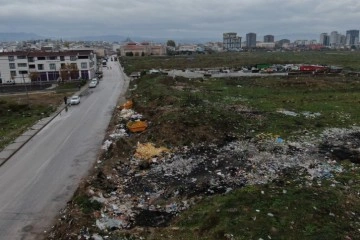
[
  {"xmin": 64, "ymin": 96, "xmax": 67, "ymax": 105},
  {"xmin": 78, "ymin": 83, "xmax": 81, "ymax": 90}
]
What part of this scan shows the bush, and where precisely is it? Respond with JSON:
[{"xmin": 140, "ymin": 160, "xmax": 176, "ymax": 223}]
[{"xmin": 74, "ymin": 195, "xmax": 102, "ymax": 214}]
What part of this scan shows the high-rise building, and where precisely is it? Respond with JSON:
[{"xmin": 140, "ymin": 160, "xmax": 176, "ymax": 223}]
[
  {"xmin": 340, "ymin": 34, "xmax": 347, "ymax": 45},
  {"xmin": 346, "ymin": 30, "xmax": 359, "ymax": 46},
  {"xmin": 330, "ymin": 31, "xmax": 340, "ymax": 47},
  {"xmin": 264, "ymin": 35, "xmax": 274, "ymax": 43},
  {"xmin": 223, "ymin": 32, "xmax": 242, "ymax": 51},
  {"xmin": 320, "ymin": 33, "xmax": 330, "ymax": 46},
  {"xmin": 246, "ymin": 33, "xmax": 256, "ymax": 48}
]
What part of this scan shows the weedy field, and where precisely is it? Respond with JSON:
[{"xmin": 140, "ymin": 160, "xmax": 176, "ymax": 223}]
[
  {"xmin": 0, "ymin": 93, "xmax": 64, "ymax": 150},
  {"xmin": 121, "ymin": 51, "xmax": 360, "ymax": 74},
  {"xmin": 43, "ymin": 51, "xmax": 360, "ymax": 239}
]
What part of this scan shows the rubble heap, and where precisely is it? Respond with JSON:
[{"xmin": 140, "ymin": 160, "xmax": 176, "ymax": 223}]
[{"xmin": 84, "ymin": 127, "xmax": 360, "ymax": 233}]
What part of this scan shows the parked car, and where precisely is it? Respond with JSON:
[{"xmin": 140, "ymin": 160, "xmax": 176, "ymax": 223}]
[
  {"xmin": 91, "ymin": 78, "xmax": 99, "ymax": 84},
  {"xmin": 70, "ymin": 96, "xmax": 81, "ymax": 105},
  {"xmin": 89, "ymin": 80, "xmax": 97, "ymax": 88},
  {"xmin": 2, "ymin": 80, "xmax": 15, "ymax": 85}
]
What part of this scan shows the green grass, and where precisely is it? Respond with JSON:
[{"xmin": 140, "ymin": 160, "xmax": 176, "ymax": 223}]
[
  {"xmin": 138, "ymin": 168, "xmax": 360, "ymax": 240},
  {"xmin": 73, "ymin": 194, "xmax": 102, "ymax": 214},
  {"xmin": 120, "ymin": 51, "xmax": 360, "ymax": 75},
  {"xmin": 0, "ymin": 99, "xmax": 55, "ymax": 150},
  {"xmin": 111, "ymin": 52, "xmax": 360, "ymax": 239},
  {"xmin": 55, "ymin": 79, "xmax": 87, "ymax": 92},
  {"xmin": 130, "ymin": 74, "xmax": 360, "ymax": 142}
]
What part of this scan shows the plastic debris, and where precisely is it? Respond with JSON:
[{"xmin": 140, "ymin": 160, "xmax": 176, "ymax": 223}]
[
  {"xmin": 118, "ymin": 100, "xmax": 133, "ymax": 110},
  {"xmin": 127, "ymin": 121, "xmax": 148, "ymax": 133}
]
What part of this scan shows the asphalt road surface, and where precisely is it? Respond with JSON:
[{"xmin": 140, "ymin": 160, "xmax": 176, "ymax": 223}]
[{"xmin": 0, "ymin": 59, "xmax": 129, "ymax": 240}]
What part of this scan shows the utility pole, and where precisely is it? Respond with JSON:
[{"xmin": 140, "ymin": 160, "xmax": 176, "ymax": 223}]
[{"xmin": 22, "ymin": 73, "xmax": 30, "ymax": 105}]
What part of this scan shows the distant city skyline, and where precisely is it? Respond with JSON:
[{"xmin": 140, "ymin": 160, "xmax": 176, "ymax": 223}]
[{"xmin": 0, "ymin": 0, "xmax": 359, "ymax": 41}]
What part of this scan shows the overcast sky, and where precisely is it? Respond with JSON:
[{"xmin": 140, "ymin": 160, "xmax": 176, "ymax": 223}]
[{"xmin": 0, "ymin": 0, "xmax": 359, "ymax": 41}]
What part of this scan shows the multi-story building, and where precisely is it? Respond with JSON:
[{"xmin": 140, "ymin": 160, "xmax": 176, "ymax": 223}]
[
  {"xmin": 264, "ymin": 35, "xmax": 274, "ymax": 43},
  {"xmin": 276, "ymin": 39, "xmax": 290, "ymax": 48},
  {"xmin": 119, "ymin": 42, "xmax": 166, "ymax": 56},
  {"xmin": 0, "ymin": 50, "xmax": 97, "ymax": 84},
  {"xmin": 346, "ymin": 29, "xmax": 359, "ymax": 47},
  {"xmin": 330, "ymin": 31, "xmax": 340, "ymax": 48},
  {"xmin": 223, "ymin": 32, "xmax": 242, "ymax": 51},
  {"xmin": 340, "ymin": 35, "xmax": 347, "ymax": 46},
  {"xmin": 246, "ymin": 33, "xmax": 257, "ymax": 48},
  {"xmin": 320, "ymin": 33, "xmax": 330, "ymax": 46}
]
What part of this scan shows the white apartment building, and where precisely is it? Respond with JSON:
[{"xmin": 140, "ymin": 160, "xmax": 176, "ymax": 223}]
[
  {"xmin": 223, "ymin": 32, "xmax": 242, "ymax": 51},
  {"xmin": 0, "ymin": 50, "xmax": 97, "ymax": 84}
]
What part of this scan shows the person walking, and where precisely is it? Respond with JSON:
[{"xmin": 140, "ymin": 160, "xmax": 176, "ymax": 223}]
[{"xmin": 64, "ymin": 96, "xmax": 68, "ymax": 105}]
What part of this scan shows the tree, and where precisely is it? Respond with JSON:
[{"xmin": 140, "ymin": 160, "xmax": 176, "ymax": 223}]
[
  {"xmin": 60, "ymin": 63, "xmax": 79, "ymax": 81},
  {"xmin": 69, "ymin": 63, "xmax": 79, "ymax": 79},
  {"xmin": 64, "ymin": 41, "xmax": 70, "ymax": 48},
  {"xmin": 60, "ymin": 64, "xmax": 71, "ymax": 81},
  {"xmin": 166, "ymin": 40, "xmax": 176, "ymax": 47},
  {"xmin": 29, "ymin": 71, "xmax": 39, "ymax": 82}
]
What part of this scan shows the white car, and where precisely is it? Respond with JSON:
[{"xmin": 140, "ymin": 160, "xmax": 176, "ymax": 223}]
[
  {"xmin": 91, "ymin": 78, "xmax": 99, "ymax": 84},
  {"xmin": 89, "ymin": 80, "xmax": 97, "ymax": 88},
  {"xmin": 70, "ymin": 95, "xmax": 80, "ymax": 105}
]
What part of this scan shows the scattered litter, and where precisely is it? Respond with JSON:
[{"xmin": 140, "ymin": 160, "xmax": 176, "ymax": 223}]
[
  {"xmin": 101, "ymin": 140, "xmax": 112, "ymax": 151},
  {"xmin": 277, "ymin": 109, "xmax": 297, "ymax": 116},
  {"xmin": 118, "ymin": 100, "xmax": 133, "ymax": 110}
]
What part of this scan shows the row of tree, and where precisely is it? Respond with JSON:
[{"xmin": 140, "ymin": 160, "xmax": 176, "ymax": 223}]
[{"xmin": 25, "ymin": 63, "xmax": 79, "ymax": 82}]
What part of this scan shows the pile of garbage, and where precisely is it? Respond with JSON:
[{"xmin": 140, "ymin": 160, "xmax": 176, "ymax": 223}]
[
  {"xmin": 101, "ymin": 100, "xmax": 148, "ymax": 150},
  {"xmin": 89, "ymin": 127, "xmax": 360, "ymax": 233}
]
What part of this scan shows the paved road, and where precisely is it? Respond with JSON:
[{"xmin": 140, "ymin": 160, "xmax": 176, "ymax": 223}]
[{"xmin": 0, "ymin": 59, "xmax": 129, "ymax": 240}]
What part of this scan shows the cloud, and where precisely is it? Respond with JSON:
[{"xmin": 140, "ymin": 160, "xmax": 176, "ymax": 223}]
[{"xmin": 0, "ymin": 0, "xmax": 359, "ymax": 40}]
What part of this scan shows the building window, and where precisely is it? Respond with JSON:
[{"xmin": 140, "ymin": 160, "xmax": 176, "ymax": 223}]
[
  {"xmin": 49, "ymin": 63, "xmax": 56, "ymax": 70},
  {"xmin": 9, "ymin": 63, "xmax": 16, "ymax": 69},
  {"xmin": 70, "ymin": 56, "xmax": 77, "ymax": 61},
  {"xmin": 18, "ymin": 63, "xmax": 27, "ymax": 67},
  {"xmin": 37, "ymin": 57, "xmax": 45, "ymax": 60},
  {"xmin": 60, "ymin": 56, "xmax": 65, "ymax": 61},
  {"xmin": 8, "ymin": 56, "xmax": 14, "ymax": 61},
  {"xmin": 29, "ymin": 64, "xmax": 36, "ymax": 69},
  {"xmin": 49, "ymin": 56, "xmax": 57, "ymax": 60},
  {"xmin": 38, "ymin": 64, "xmax": 44, "ymax": 70},
  {"xmin": 10, "ymin": 71, "xmax": 16, "ymax": 77},
  {"xmin": 81, "ymin": 62, "xmax": 87, "ymax": 69},
  {"xmin": 17, "ymin": 56, "xmax": 26, "ymax": 59},
  {"xmin": 19, "ymin": 70, "xmax": 28, "ymax": 75},
  {"xmin": 28, "ymin": 57, "xmax": 34, "ymax": 62}
]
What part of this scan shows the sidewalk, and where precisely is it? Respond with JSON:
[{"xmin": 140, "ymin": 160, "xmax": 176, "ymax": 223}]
[{"xmin": 0, "ymin": 84, "xmax": 88, "ymax": 167}]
